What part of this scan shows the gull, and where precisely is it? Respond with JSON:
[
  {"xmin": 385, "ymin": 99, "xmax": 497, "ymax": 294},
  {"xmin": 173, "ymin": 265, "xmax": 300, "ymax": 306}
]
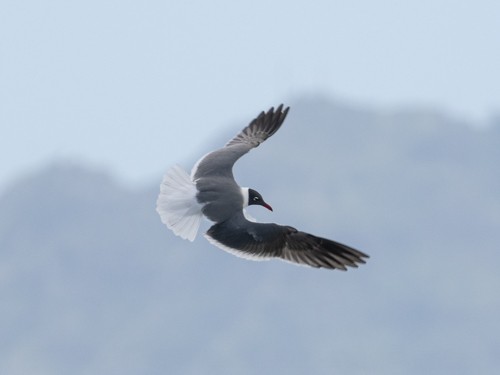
[{"xmin": 156, "ymin": 105, "xmax": 369, "ymax": 270}]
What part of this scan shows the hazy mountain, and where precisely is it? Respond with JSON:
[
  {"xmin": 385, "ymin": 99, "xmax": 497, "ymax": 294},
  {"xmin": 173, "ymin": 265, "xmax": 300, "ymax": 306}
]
[{"xmin": 1, "ymin": 97, "xmax": 499, "ymax": 374}]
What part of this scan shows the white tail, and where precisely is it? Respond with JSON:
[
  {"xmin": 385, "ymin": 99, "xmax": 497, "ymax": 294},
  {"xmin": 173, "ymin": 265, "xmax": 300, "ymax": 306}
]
[{"xmin": 156, "ymin": 165, "xmax": 203, "ymax": 241}]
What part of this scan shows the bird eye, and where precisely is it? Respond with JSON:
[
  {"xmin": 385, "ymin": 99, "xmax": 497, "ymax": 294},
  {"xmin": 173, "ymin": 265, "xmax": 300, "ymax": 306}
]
[{"xmin": 253, "ymin": 196, "xmax": 260, "ymax": 201}]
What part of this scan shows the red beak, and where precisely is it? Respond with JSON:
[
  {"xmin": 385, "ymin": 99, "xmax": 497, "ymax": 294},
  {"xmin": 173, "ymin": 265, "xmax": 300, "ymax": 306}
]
[{"xmin": 262, "ymin": 202, "xmax": 273, "ymax": 211}]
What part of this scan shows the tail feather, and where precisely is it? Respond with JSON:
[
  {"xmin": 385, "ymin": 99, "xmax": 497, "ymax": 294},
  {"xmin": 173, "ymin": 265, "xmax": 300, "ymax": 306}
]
[{"xmin": 156, "ymin": 165, "xmax": 203, "ymax": 241}]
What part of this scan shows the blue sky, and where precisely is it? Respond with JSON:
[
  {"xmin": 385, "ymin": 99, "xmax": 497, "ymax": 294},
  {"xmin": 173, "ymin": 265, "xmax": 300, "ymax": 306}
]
[{"xmin": 1, "ymin": 0, "xmax": 499, "ymax": 191}]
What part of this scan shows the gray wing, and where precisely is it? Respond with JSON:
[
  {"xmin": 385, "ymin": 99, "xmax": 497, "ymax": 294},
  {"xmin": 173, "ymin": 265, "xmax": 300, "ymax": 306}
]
[
  {"xmin": 192, "ymin": 104, "xmax": 289, "ymax": 180},
  {"xmin": 205, "ymin": 213, "xmax": 369, "ymax": 270}
]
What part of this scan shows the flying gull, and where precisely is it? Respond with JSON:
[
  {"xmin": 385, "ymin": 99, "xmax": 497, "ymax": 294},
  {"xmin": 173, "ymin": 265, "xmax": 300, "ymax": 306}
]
[{"xmin": 156, "ymin": 105, "xmax": 369, "ymax": 270}]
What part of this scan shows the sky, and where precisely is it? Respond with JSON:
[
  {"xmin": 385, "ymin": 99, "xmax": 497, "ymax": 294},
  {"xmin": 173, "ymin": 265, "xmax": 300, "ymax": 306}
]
[{"xmin": 1, "ymin": 0, "xmax": 499, "ymax": 191}]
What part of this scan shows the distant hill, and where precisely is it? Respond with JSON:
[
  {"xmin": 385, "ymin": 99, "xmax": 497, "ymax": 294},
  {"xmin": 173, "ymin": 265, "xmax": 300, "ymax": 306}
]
[{"xmin": 1, "ymin": 97, "xmax": 499, "ymax": 374}]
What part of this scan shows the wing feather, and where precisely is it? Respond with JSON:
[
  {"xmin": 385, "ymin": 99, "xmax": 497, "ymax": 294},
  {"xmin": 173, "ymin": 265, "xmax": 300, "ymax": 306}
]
[
  {"xmin": 206, "ymin": 213, "xmax": 369, "ymax": 270},
  {"xmin": 192, "ymin": 105, "xmax": 289, "ymax": 180}
]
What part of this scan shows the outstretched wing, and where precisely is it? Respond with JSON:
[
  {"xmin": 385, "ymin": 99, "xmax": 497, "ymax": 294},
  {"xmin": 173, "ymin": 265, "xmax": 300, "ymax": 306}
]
[
  {"xmin": 205, "ymin": 212, "xmax": 369, "ymax": 270},
  {"xmin": 192, "ymin": 105, "xmax": 289, "ymax": 180},
  {"xmin": 225, "ymin": 104, "xmax": 289, "ymax": 148}
]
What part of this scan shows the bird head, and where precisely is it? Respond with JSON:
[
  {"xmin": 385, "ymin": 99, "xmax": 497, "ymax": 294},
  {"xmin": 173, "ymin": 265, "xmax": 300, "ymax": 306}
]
[{"xmin": 247, "ymin": 188, "xmax": 273, "ymax": 211}]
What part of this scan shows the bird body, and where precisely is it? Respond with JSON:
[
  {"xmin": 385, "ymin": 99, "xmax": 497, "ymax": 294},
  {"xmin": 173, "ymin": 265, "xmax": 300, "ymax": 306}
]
[
  {"xmin": 157, "ymin": 105, "xmax": 369, "ymax": 270},
  {"xmin": 196, "ymin": 176, "xmax": 246, "ymax": 223}
]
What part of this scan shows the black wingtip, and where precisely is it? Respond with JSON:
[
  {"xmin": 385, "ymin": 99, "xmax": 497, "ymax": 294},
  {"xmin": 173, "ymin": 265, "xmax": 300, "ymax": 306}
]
[
  {"xmin": 269, "ymin": 104, "xmax": 290, "ymax": 119},
  {"xmin": 259, "ymin": 104, "xmax": 290, "ymax": 136},
  {"xmin": 224, "ymin": 104, "xmax": 291, "ymax": 148}
]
